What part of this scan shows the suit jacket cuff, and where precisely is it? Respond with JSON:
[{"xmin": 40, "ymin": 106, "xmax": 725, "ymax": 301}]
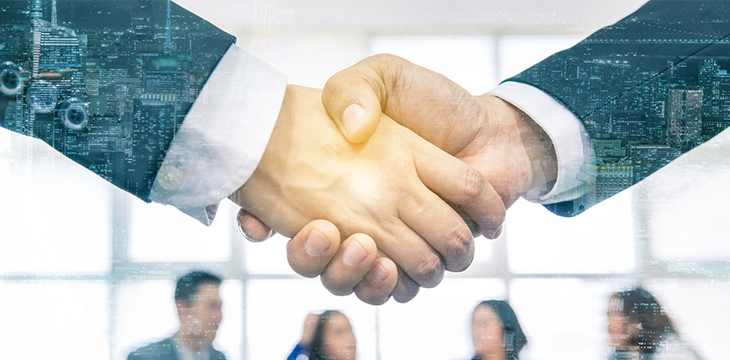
[
  {"xmin": 488, "ymin": 81, "xmax": 595, "ymax": 204},
  {"xmin": 149, "ymin": 44, "xmax": 287, "ymax": 225}
]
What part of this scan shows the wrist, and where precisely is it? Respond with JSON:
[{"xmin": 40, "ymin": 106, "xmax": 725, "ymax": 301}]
[
  {"xmin": 475, "ymin": 94, "xmax": 557, "ymax": 205},
  {"xmin": 512, "ymin": 100, "xmax": 557, "ymax": 193}
]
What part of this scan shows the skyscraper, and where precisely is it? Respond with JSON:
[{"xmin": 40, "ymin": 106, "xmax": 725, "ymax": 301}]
[
  {"xmin": 667, "ymin": 89, "xmax": 703, "ymax": 149},
  {"xmin": 51, "ymin": 0, "xmax": 57, "ymax": 27}
]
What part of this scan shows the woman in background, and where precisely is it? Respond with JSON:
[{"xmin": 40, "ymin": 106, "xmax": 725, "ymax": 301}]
[
  {"xmin": 471, "ymin": 300, "xmax": 528, "ymax": 360},
  {"xmin": 308, "ymin": 310, "xmax": 357, "ymax": 360},
  {"xmin": 607, "ymin": 287, "xmax": 702, "ymax": 360}
]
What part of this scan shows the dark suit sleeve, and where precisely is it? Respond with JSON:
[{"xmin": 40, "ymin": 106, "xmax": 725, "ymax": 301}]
[
  {"xmin": 0, "ymin": 0, "xmax": 235, "ymax": 202},
  {"xmin": 509, "ymin": 0, "xmax": 730, "ymax": 216}
]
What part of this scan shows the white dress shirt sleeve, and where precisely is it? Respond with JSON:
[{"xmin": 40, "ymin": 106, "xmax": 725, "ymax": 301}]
[
  {"xmin": 488, "ymin": 81, "xmax": 596, "ymax": 204},
  {"xmin": 149, "ymin": 44, "xmax": 287, "ymax": 225}
]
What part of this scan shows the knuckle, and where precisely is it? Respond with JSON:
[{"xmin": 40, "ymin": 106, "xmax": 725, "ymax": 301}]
[
  {"xmin": 354, "ymin": 286, "xmax": 389, "ymax": 306},
  {"xmin": 392, "ymin": 277, "xmax": 420, "ymax": 303},
  {"xmin": 491, "ymin": 206, "xmax": 507, "ymax": 229},
  {"xmin": 459, "ymin": 166, "xmax": 485, "ymax": 199},
  {"xmin": 321, "ymin": 274, "xmax": 354, "ymax": 297},
  {"xmin": 412, "ymin": 253, "xmax": 444, "ymax": 287},
  {"xmin": 443, "ymin": 222, "xmax": 474, "ymax": 270},
  {"xmin": 369, "ymin": 53, "xmax": 399, "ymax": 65}
]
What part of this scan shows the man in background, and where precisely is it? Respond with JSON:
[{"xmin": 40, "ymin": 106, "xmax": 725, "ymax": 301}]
[{"xmin": 128, "ymin": 271, "xmax": 226, "ymax": 360}]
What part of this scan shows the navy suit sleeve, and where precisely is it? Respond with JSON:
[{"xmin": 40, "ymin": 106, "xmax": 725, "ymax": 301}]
[
  {"xmin": 0, "ymin": 0, "xmax": 235, "ymax": 202},
  {"xmin": 509, "ymin": 0, "xmax": 730, "ymax": 216}
]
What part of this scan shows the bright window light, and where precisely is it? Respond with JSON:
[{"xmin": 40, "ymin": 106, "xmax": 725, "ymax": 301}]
[
  {"xmin": 641, "ymin": 131, "xmax": 730, "ymax": 261},
  {"xmin": 0, "ymin": 140, "xmax": 111, "ymax": 274},
  {"xmin": 0, "ymin": 281, "xmax": 110, "ymax": 360},
  {"xmin": 128, "ymin": 199, "xmax": 234, "ymax": 262},
  {"xmin": 645, "ymin": 279, "xmax": 730, "ymax": 360},
  {"xmin": 506, "ymin": 192, "xmax": 635, "ymax": 274},
  {"xmin": 245, "ymin": 34, "xmax": 371, "ymax": 89},
  {"xmin": 114, "ymin": 280, "xmax": 178, "ymax": 360},
  {"xmin": 371, "ymin": 36, "xmax": 497, "ymax": 94},
  {"xmin": 216, "ymin": 279, "xmax": 245, "ymax": 360},
  {"xmin": 246, "ymin": 279, "xmax": 378, "ymax": 360},
  {"xmin": 510, "ymin": 279, "xmax": 630, "ymax": 360},
  {"xmin": 243, "ymin": 233, "xmax": 294, "ymax": 275},
  {"xmin": 378, "ymin": 279, "xmax": 506, "ymax": 360}
]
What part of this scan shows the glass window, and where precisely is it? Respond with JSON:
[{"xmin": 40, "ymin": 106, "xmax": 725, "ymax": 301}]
[
  {"xmin": 378, "ymin": 279, "xmax": 506, "ymax": 360},
  {"xmin": 245, "ymin": 34, "xmax": 371, "ymax": 88},
  {"xmin": 128, "ymin": 200, "xmax": 234, "ymax": 262},
  {"xmin": 0, "ymin": 133, "xmax": 111, "ymax": 274},
  {"xmin": 113, "ymin": 280, "xmax": 178, "ymax": 360},
  {"xmin": 243, "ymin": 233, "xmax": 295, "ymax": 275},
  {"xmin": 643, "ymin": 148, "xmax": 730, "ymax": 261},
  {"xmin": 506, "ymin": 194, "xmax": 635, "ymax": 274},
  {"xmin": 371, "ymin": 36, "xmax": 497, "ymax": 94},
  {"xmin": 216, "ymin": 279, "xmax": 245, "ymax": 360},
  {"xmin": 5, "ymin": 7, "xmax": 730, "ymax": 360},
  {"xmin": 246, "ymin": 279, "xmax": 378, "ymax": 360},
  {"xmin": 645, "ymin": 279, "xmax": 730, "ymax": 360},
  {"xmin": 0, "ymin": 281, "xmax": 110, "ymax": 360},
  {"xmin": 510, "ymin": 279, "xmax": 631, "ymax": 360}
]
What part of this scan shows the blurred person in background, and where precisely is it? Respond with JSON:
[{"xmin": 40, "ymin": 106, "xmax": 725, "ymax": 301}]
[
  {"xmin": 307, "ymin": 310, "xmax": 357, "ymax": 360},
  {"xmin": 287, "ymin": 313, "xmax": 321, "ymax": 360},
  {"xmin": 471, "ymin": 300, "xmax": 527, "ymax": 360},
  {"xmin": 607, "ymin": 287, "xmax": 702, "ymax": 360},
  {"xmin": 128, "ymin": 271, "xmax": 226, "ymax": 360}
]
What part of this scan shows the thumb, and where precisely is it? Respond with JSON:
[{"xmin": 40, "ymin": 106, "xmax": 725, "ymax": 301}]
[
  {"xmin": 323, "ymin": 54, "xmax": 484, "ymax": 153},
  {"xmin": 236, "ymin": 208, "xmax": 275, "ymax": 242},
  {"xmin": 322, "ymin": 56, "xmax": 392, "ymax": 143}
]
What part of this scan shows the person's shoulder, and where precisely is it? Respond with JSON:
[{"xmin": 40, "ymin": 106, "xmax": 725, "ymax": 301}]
[
  {"xmin": 211, "ymin": 347, "xmax": 227, "ymax": 360},
  {"xmin": 654, "ymin": 336, "xmax": 702, "ymax": 360},
  {"xmin": 127, "ymin": 337, "xmax": 176, "ymax": 360}
]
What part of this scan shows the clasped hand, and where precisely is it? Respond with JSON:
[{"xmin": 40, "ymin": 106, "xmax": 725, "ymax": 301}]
[{"xmin": 231, "ymin": 55, "xmax": 557, "ymax": 305}]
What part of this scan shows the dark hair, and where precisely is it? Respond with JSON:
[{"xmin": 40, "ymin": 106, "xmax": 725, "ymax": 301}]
[
  {"xmin": 472, "ymin": 300, "xmax": 527, "ymax": 360},
  {"xmin": 612, "ymin": 287, "xmax": 676, "ymax": 355},
  {"xmin": 174, "ymin": 271, "xmax": 222, "ymax": 304},
  {"xmin": 308, "ymin": 310, "xmax": 348, "ymax": 360}
]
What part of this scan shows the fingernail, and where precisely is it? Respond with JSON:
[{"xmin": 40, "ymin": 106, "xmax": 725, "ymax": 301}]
[
  {"xmin": 342, "ymin": 103, "xmax": 366, "ymax": 137},
  {"xmin": 343, "ymin": 239, "xmax": 368, "ymax": 266},
  {"xmin": 305, "ymin": 229, "xmax": 331, "ymax": 256},
  {"xmin": 370, "ymin": 263, "xmax": 389, "ymax": 283},
  {"xmin": 493, "ymin": 224, "xmax": 504, "ymax": 239},
  {"xmin": 238, "ymin": 218, "xmax": 257, "ymax": 243}
]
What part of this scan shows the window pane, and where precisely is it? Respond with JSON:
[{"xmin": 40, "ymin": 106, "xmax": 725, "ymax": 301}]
[
  {"xmin": 245, "ymin": 34, "xmax": 370, "ymax": 88},
  {"xmin": 114, "ymin": 278, "xmax": 242, "ymax": 360},
  {"xmin": 128, "ymin": 199, "xmax": 234, "ymax": 262},
  {"xmin": 498, "ymin": 35, "xmax": 583, "ymax": 80},
  {"xmin": 0, "ymin": 281, "xmax": 110, "ymax": 360},
  {"xmin": 474, "ymin": 237, "xmax": 494, "ymax": 262},
  {"xmin": 0, "ymin": 131, "xmax": 111, "ymax": 274},
  {"xmin": 216, "ymin": 280, "xmax": 244, "ymax": 360},
  {"xmin": 246, "ymin": 279, "xmax": 378, "ymax": 360},
  {"xmin": 371, "ymin": 36, "xmax": 497, "ymax": 94},
  {"xmin": 378, "ymin": 279, "xmax": 506, "ymax": 360},
  {"xmin": 510, "ymin": 279, "xmax": 631, "ymax": 360},
  {"xmin": 243, "ymin": 233, "xmax": 294, "ymax": 275},
  {"xmin": 642, "ymin": 136, "xmax": 730, "ymax": 261},
  {"xmin": 645, "ymin": 279, "xmax": 730, "ymax": 360},
  {"xmin": 114, "ymin": 280, "xmax": 178, "ymax": 360},
  {"xmin": 506, "ymin": 194, "xmax": 635, "ymax": 274}
]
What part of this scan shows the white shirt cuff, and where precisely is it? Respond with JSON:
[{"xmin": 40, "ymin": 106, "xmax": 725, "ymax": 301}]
[
  {"xmin": 149, "ymin": 44, "xmax": 287, "ymax": 225},
  {"xmin": 488, "ymin": 81, "xmax": 595, "ymax": 204}
]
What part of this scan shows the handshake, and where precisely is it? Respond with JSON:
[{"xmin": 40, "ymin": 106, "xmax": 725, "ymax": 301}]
[{"xmin": 229, "ymin": 54, "xmax": 558, "ymax": 305}]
